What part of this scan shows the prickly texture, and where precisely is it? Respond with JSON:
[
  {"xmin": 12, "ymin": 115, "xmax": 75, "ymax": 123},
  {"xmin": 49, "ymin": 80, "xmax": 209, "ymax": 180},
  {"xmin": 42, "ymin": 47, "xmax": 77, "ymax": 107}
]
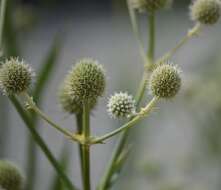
[
  {"xmin": 66, "ymin": 59, "xmax": 106, "ymax": 103},
  {"xmin": 149, "ymin": 64, "xmax": 181, "ymax": 98},
  {"xmin": 0, "ymin": 58, "xmax": 33, "ymax": 95},
  {"xmin": 107, "ymin": 92, "xmax": 136, "ymax": 119},
  {"xmin": 191, "ymin": 0, "xmax": 221, "ymax": 25},
  {"xmin": 130, "ymin": 0, "xmax": 172, "ymax": 12},
  {"xmin": 0, "ymin": 161, "xmax": 24, "ymax": 190},
  {"xmin": 59, "ymin": 82, "xmax": 97, "ymax": 114}
]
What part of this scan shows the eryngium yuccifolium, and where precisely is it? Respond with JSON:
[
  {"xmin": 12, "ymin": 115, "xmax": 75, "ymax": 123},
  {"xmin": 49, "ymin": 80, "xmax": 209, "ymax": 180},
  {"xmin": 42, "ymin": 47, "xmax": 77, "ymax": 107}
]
[
  {"xmin": 149, "ymin": 64, "xmax": 181, "ymax": 98},
  {"xmin": 107, "ymin": 92, "xmax": 136, "ymax": 119},
  {"xmin": 59, "ymin": 83, "xmax": 97, "ymax": 114},
  {"xmin": 66, "ymin": 59, "xmax": 106, "ymax": 101},
  {"xmin": 0, "ymin": 161, "xmax": 24, "ymax": 190},
  {"xmin": 0, "ymin": 58, "xmax": 33, "ymax": 95},
  {"xmin": 190, "ymin": 0, "xmax": 221, "ymax": 24},
  {"xmin": 130, "ymin": 0, "xmax": 172, "ymax": 12}
]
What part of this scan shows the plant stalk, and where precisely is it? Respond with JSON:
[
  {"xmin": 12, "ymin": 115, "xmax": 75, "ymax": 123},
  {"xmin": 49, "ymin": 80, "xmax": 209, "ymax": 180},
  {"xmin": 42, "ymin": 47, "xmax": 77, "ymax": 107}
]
[
  {"xmin": 82, "ymin": 102, "xmax": 91, "ymax": 190},
  {"xmin": 9, "ymin": 96, "xmax": 76, "ymax": 190},
  {"xmin": 97, "ymin": 10, "xmax": 156, "ymax": 190},
  {"xmin": 0, "ymin": 0, "xmax": 7, "ymax": 52}
]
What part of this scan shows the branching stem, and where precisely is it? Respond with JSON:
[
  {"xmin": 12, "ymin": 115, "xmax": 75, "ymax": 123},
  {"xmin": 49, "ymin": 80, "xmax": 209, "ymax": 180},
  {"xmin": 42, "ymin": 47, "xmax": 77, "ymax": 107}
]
[
  {"xmin": 157, "ymin": 23, "xmax": 202, "ymax": 64},
  {"xmin": 23, "ymin": 93, "xmax": 81, "ymax": 143}
]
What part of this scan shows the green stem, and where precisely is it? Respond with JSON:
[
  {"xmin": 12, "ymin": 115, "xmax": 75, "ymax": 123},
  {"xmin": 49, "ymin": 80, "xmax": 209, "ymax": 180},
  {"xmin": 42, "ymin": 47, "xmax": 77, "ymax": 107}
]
[
  {"xmin": 9, "ymin": 96, "xmax": 76, "ymax": 190},
  {"xmin": 82, "ymin": 102, "xmax": 91, "ymax": 190},
  {"xmin": 92, "ymin": 97, "xmax": 159, "ymax": 144},
  {"xmin": 76, "ymin": 113, "xmax": 85, "ymax": 189},
  {"xmin": 97, "ymin": 9, "xmax": 156, "ymax": 190},
  {"xmin": 127, "ymin": 0, "xmax": 149, "ymax": 65},
  {"xmin": 0, "ymin": 0, "xmax": 7, "ymax": 52},
  {"xmin": 157, "ymin": 23, "xmax": 202, "ymax": 64},
  {"xmin": 148, "ymin": 12, "xmax": 155, "ymax": 64},
  {"xmin": 23, "ymin": 93, "xmax": 80, "ymax": 142}
]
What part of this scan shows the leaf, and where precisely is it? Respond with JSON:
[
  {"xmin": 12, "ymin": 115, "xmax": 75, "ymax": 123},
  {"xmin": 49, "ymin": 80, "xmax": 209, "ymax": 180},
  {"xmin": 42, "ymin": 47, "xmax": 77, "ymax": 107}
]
[
  {"xmin": 33, "ymin": 37, "xmax": 61, "ymax": 103},
  {"xmin": 9, "ymin": 96, "xmax": 77, "ymax": 190},
  {"xmin": 50, "ymin": 144, "xmax": 70, "ymax": 190}
]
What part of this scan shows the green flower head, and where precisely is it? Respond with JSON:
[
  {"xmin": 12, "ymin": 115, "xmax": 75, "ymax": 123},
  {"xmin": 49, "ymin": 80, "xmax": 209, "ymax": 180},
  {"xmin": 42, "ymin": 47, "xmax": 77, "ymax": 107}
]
[
  {"xmin": 190, "ymin": 0, "xmax": 221, "ymax": 25},
  {"xmin": 0, "ymin": 160, "xmax": 24, "ymax": 190},
  {"xmin": 66, "ymin": 58, "xmax": 106, "ymax": 102},
  {"xmin": 0, "ymin": 58, "xmax": 34, "ymax": 95},
  {"xmin": 149, "ymin": 64, "xmax": 181, "ymax": 98}
]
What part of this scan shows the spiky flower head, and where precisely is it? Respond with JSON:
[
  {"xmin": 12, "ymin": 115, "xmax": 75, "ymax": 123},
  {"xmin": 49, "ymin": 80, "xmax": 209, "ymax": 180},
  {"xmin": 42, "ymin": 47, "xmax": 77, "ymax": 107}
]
[
  {"xmin": 107, "ymin": 92, "xmax": 136, "ymax": 119},
  {"xmin": 0, "ymin": 58, "xmax": 33, "ymax": 95},
  {"xmin": 66, "ymin": 59, "xmax": 106, "ymax": 102},
  {"xmin": 0, "ymin": 160, "xmax": 24, "ymax": 190},
  {"xmin": 149, "ymin": 64, "xmax": 181, "ymax": 98},
  {"xmin": 130, "ymin": 0, "xmax": 172, "ymax": 12},
  {"xmin": 190, "ymin": 0, "xmax": 221, "ymax": 25},
  {"xmin": 58, "ymin": 81, "xmax": 97, "ymax": 114}
]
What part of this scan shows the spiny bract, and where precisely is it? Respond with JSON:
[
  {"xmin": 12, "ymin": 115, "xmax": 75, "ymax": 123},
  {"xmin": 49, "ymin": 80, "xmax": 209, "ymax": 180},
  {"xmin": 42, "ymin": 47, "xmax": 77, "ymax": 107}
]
[
  {"xmin": 0, "ymin": 161, "xmax": 24, "ymax": 190},
  {"xmin": 130, "ymin": 0, "xmax": 172, "ymax": 12},
  {"xmin": 190, "ymin": 0, "xmax": 221, "ymax": 25},
  {"xmin": 107, "ymin": 92, "xmax": 136, "ymax": 119},
  {"xmin": 0, "ymin": 58, "xmax": 33, "ymax": 95},
  {"xmin": 149, "ymin": 64, "xmax": 181, "ymax": 98},
  {"xmin": 59, "ymin": 82, "xmax": 97, "ymax": 114},
  {"xmin": 66, "ymin": 59, "xmax": 106, "ymax": 102}
]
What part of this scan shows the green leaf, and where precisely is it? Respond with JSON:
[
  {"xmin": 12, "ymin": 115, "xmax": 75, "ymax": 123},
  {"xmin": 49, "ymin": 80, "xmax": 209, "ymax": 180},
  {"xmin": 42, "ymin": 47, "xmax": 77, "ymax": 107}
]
[
  {"xmin": 50, "ymin": 144, "xmax": 70, "ymax": 190},
  {"xmin": 9, "ymin": 96, "xmax": 77, "ymax": 190},
  {"xmin": 33, "ymin": 37, "xmax": 61, "ymax": 103}
]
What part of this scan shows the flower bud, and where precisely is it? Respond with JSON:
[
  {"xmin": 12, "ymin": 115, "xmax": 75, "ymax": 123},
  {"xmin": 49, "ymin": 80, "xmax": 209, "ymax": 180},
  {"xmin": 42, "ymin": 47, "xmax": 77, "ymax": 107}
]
[
  {"xmin": 107, "ymin": 92, "xmax": 136, "ymax": 119},
  {"xmin": 149, "ymin": 64, "xmax": 181, "ymax": 98},
  {"xmin": 66, "ymin": 59, "xmax": 106, "ymax": 102},
  {"xmin": 0, "ymin": 58, "xmax": 33, "ymax": 95},
  {"xmin": 190, "ymin": 0, "xmax": 221, "ymax": 25},
  {"xmin": 0, "ymin": 160, "xmax": 24, "ymax": 190}
]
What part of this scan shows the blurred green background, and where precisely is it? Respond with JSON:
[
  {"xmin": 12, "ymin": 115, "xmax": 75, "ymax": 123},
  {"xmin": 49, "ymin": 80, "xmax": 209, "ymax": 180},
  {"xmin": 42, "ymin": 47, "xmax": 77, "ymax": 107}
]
[{"xmin": 1, "ymin": 0, "xmax": 221, "ymax": 190}]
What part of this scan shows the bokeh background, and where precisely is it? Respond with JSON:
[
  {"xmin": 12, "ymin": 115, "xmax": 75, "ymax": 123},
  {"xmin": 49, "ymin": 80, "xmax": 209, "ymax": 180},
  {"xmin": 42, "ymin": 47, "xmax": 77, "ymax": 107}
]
[{"xmin": 1, "ymin": 0, "xmax": 221, "ymax": 190}]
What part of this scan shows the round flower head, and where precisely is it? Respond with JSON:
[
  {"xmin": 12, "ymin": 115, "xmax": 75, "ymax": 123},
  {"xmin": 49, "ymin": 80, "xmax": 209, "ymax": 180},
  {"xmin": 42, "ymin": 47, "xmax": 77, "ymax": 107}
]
[
  {"xmin": 59, "ymin": 82, "xmax": 97, "ymax": 114},
  {"xmin": 130, "ymin": 0, "xmax": 172, "ymax": 12},
  {"xmin": 0, "ymin": 161, "xmax": 24, "ymax": 190},
  {"xmin": 0, "ymin": 58, "xmax": 33, "ymax": 95},
  {"xmin": 149, "ymin": 64, "xmax": 181, "ymax": 98},
  {"xmin": 107, "ymin": 92, "xmax": 136, "ymax": 119},
  {"xmin": 66, "ymin": 59, "xmax": 106, "ymax": 102},
  {"xmin": 190, "ymin": 0, "xmax": 221, "ymax": 25}
]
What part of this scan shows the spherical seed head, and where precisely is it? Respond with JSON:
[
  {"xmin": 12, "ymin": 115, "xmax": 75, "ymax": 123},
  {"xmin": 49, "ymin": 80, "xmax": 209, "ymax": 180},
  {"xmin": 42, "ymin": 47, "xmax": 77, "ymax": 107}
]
[
  {"xmin": 149, "ymin": 64, "xmax": 181, "ymax": 98},
  {"xmin": 59, "ymin": 82, "xmax": 97, "ymax": 114},
  {"xmin": 0, "ymin": 161, "xmax": 24, "ymax": 190},
  {"xmin": 190, "ymin": 0, "xmax": 221, "ymax": 25},
  {"xmin": 130, "ymin": 0, "xmax": 171, "ymax": 12},
  {"xmin": 0, "ymin": 58, "xmax": 33, "ymax": 95},
  {"xmin": 107, "ymin": 92, "xmax": 136, "ymax": 119},
  {"xmin": 67, "ymin": 59, "xmax": 106, "ymax": 102}
]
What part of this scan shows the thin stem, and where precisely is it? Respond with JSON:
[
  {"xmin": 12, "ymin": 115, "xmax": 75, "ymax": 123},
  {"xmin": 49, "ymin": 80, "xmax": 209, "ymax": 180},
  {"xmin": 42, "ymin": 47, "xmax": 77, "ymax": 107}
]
[
  {"xmin": 92, "ymin": 97, "xmax": 159, "ymax": 144},
  {"xmin": 147, "ymin": 12, "xmax": 155, "ymax": 64},
  {"xmin": 82, "ymin": 102, "xmax": 91, "ymax": 190},
  {"xmin": 97, "ymin": 6, "xmax": 157, "ymax": 190},
  {"xmin": 0, "ymin": 0, "xmax": 7, "ymax": 53},
  {"xmin": 23, "ymin": 93, "xmax": 80, "ymax": 142},
  {"xmin": 157, "ymin": 23, "xmax": 202, "ymax": 64},
  {"xmin": 127, "ymin": 0, "xmax": 149, "ymax": 65},
  {"xmin": 9, "ymin": 96, "xmax": 77, "ymax": 190},
  {"xmin": 76, "ymin": 113, "xmax": 85, "ymax": 189}
]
